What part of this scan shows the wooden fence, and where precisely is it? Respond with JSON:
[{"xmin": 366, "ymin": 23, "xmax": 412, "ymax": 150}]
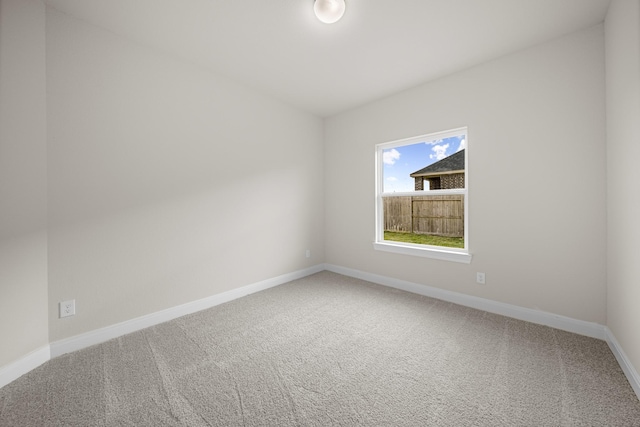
[{"xmin": 383, "ymin": 194, "xmax": 464, "ymax": 237}]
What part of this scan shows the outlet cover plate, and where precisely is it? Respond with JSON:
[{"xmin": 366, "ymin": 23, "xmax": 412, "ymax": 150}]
[{"xmin": 60, "ymin": 300, "xmax": 75, "ymax": 318}]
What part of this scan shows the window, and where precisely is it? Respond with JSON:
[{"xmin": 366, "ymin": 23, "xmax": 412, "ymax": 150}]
[{"xmin": 374, "ymin": 127, "xmax": 471, "ymax": 263}]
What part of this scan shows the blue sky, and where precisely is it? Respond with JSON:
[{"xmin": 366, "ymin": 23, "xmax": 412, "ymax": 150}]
[{"xmin": 382, "ymin": 135, "xmax": 465, "ymax": 192}]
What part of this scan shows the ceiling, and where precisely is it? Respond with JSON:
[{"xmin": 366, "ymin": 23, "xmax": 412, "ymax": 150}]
[{"xmin": 44, "ymin": 0, "xmax": 611, "ymax": 117}]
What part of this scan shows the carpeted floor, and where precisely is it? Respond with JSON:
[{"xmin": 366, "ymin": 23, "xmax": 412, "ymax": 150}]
[{"xmin": 1, "ymin": 271, "xmax": 640, "ymax": 426}]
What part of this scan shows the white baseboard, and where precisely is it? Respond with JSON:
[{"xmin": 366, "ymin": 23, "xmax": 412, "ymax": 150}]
[
  {"xmin": 1, "ymin": 265, "xmax": 323, "ymax": 388},
  {"xmin": 605, "ymin": 327, "xmax": 640, "ymax": 400},
  {"xmin": 49, "ymin": 264, "xmax": 325, "ymax": 358},
  {"xmin": 334, "ymin": 260, "xmax": 638, "ymax": 399},
  {"xmin": 324, "ymin": 263, "xmax": 606, "ymax": 340},
  {"xmin": 4, "ymin": 263, "xmax": 639, "ymax": 403},
  {"xmin": 0, "ymin": 346, "xmax": 50, "ymax": 389}
]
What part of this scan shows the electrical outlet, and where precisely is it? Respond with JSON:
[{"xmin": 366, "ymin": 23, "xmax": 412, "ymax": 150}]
[
  {"xmin": 306, "ymin": 249, "xmax": 311, "ymax": 258},
  {"xmin": 476, "ymin": 272, "xmax": 486, "ymax": 285},
  {"xmin": 59, "ymin": 300, "xmax": 75, "ymax": 318}
]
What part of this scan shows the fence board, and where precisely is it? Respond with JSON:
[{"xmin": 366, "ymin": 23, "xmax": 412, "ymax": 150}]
[
  {"xmin": 383, "ymin": 197, "xmax": 411, "ymax": 232},
  {"xmin": 383, "ymin": 195, "xmax": 464, "ymax": 237}
]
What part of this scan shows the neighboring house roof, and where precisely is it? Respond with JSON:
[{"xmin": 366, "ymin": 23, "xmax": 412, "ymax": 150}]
[{"xmin": 410, "ymin": 149, "xmax": 465, "ymax": 177}]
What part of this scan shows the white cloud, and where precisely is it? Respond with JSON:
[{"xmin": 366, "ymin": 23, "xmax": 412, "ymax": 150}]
[
  {"xmin": 425, "ymin": 139, "xmax": 443, "ymax": 146},
  {"xmin": 386, "ymin": 176, "xmax": 398, "ymax": 181},
  {"xmin": 456, "ymin": 138, "xmax": 466, "ymax": 152},
  {"xmin": 383, "ymin": 148, "xmax": 401, "ymax": 165},
  {"xmin": 430, "ymin": 143, "xmax": 449, "ymax": 160}
]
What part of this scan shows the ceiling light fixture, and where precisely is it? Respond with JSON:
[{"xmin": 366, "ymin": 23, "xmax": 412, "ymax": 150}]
[{"xmin": 314, "ymin": 0, "xmax": 346, "ymax": 24}]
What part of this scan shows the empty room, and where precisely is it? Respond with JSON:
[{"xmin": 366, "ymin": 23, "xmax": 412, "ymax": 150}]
[{"xmin": 1, "ymin": 0, "xmax": 640, "ymax": 425}]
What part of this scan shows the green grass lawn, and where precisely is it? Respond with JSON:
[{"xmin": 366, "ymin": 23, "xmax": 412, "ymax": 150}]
[{"xmin": 384, "ymin": 231, "xmax": 464, "ymax": 249}]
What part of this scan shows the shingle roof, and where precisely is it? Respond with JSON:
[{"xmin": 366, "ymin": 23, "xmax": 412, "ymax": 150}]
[{"xmin": 410, "ymin": 149, "xmax": 465, "ymax": 177}]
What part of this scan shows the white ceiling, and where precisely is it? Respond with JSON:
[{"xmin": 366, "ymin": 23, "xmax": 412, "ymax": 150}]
[{"xmin": 44, "ymin": 0, "xmax": 611, "ymax": 117}]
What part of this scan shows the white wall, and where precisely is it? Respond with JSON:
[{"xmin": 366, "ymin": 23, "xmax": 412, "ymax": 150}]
[
  {"xmin": 0, "ymin": 0, "xmax": 49, "ymax": 367},
  {"xmin": 325, "ymin": 25, "xmax": 607, "ymax": 324},
  {"xmin": 46, "ymin": 9, "xmax": 324, "ymax": 342},
  {"xmin": 605, "ymin": 0, "xmax": 640, "ymax": 382}
]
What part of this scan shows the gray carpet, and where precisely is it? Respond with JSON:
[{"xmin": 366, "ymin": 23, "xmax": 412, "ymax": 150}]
[{"xmin": 1, "ymin": 271, "xmax": 639, "ymax": 426}]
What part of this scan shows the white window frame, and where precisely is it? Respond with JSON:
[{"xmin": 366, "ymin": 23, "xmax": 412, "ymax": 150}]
[{"xmin": 374, "ymin": 127, "xmax": 472, "ymax": 264}]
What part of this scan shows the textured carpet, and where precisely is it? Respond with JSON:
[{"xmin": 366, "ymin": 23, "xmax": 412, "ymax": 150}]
[{"xmin": 1, "ymin": 271, "xmax": 640, "ymax": 426}]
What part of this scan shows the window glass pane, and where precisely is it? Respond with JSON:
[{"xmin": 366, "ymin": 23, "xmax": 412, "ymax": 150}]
[
  {"xmin": 383, "ymin": 196, "xmax": 464, "ymax": 249},
  {"xmin": 382, "ymin": 135, "xmax": 466, "ymax": 193}
]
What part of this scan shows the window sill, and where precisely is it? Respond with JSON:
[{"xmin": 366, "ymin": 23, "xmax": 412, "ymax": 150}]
[{"xmin": 373, "ymin": 241, "xmax": 472, "ymax": 264}]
